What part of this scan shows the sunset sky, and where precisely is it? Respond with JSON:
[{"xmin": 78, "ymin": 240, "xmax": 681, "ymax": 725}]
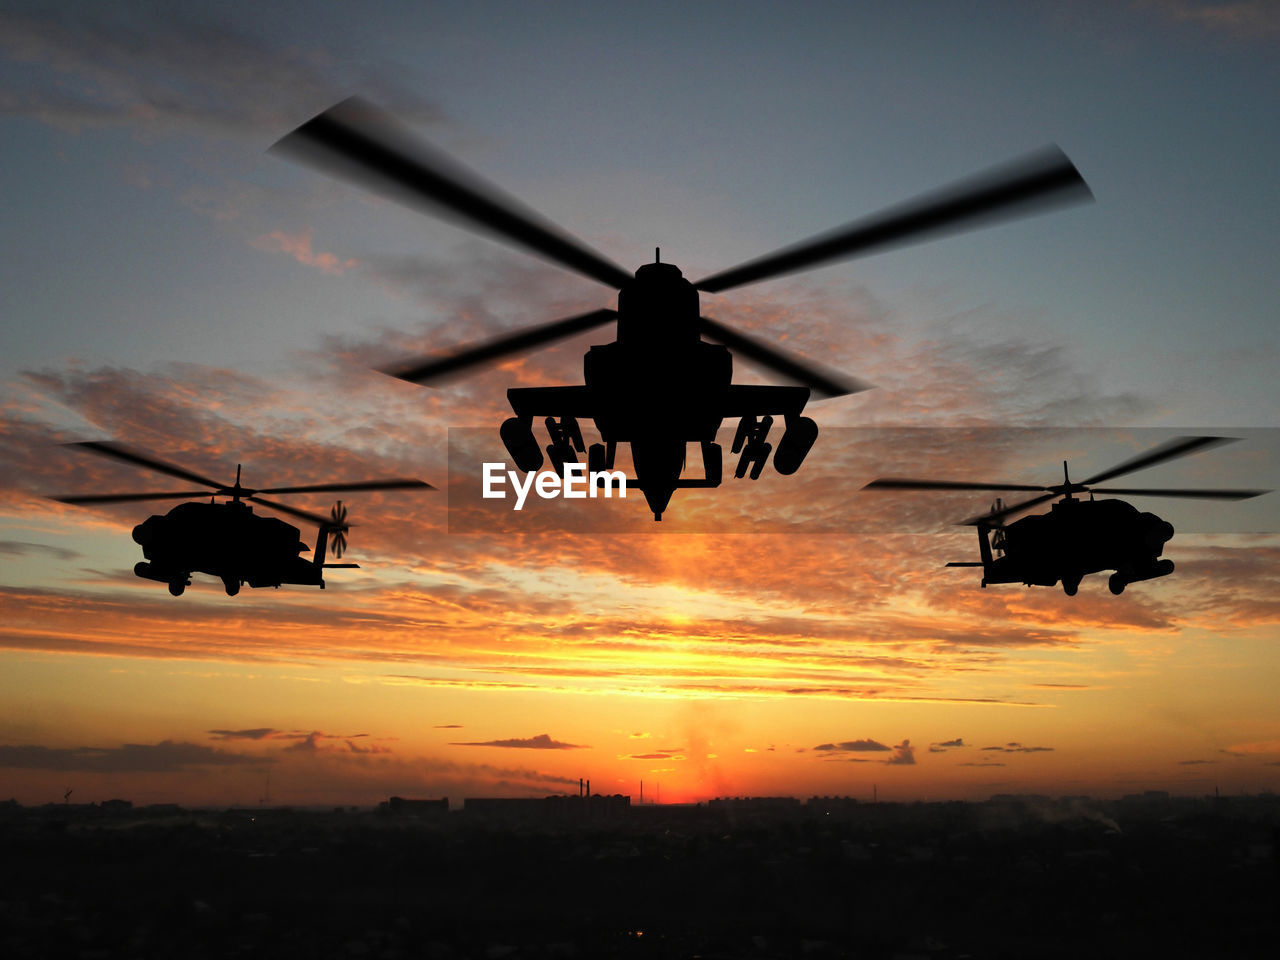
[{"xmin": 2, "ymin": 1, "xmax": 1279, "ymax": 808}]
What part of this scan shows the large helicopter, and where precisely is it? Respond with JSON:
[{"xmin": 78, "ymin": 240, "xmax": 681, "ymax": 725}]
[
  {"xmin": 273, "ymin": 98, "xmax": 1092, "ymax": 520},
  {"xmin": 863, "ymin": 436, "xmax": 1268, "ymax": 595},
  {"xmin": 51, "ymin": 441, "xmax": 432, "ymax": 596}
]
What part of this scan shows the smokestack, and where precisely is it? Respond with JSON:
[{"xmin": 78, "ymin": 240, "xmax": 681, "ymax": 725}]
[
  {"xmin": 587, "ymin": 779, "xmax": 590, "ymax": 797},
  {"xmin": 579, "ymin": 777, "xmax": 583, "ymax": 798},
  {"xmin": 640, "ymin": 780, "xmax": 644, "ymax": 803}
]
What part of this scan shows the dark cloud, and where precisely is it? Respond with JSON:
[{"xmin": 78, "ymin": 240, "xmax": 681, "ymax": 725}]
[
  {"xmin": 450, "ymin": 734, "xmax": 587, "ymax": 750},
  {"xmin": 0, "ymin": 740, "xmax": 261, "ymax": 773},
  {"xmin": 885, "ymin": 740, "xmax": 915, "ymax": 766},
  {"xmin": 959, "ymin": 762, "xmax": 1006, "ymax": 767},
  {"xmin": 434, "ymin": 724, "xmax": 464, "ymax": 729},
  {"xmin": 280, "ymin": 731, "xmax": 377, "ymax": 754},
  {"xmin": 982, "ymin": 743, "xmax": 1054, "ymax": 753},
  {"xmin": 0, "ymin": 7, "xmax": 440, "ymax": 137},
  {"xmin": 208, "ymin": 728, "xmax": 277, "ymax": 741},
  {"xmin": 345, "ymin": 740, "xmax": 392, "ymax": 755},
  {"xmin": 813, "ymin": 739, "xmax": 891, "ymax": 753},
  {"xmin": 284, "ymin": 733, "xmax": 322, "ymax": 753},
  {"xmin": 624, "ymin": 753, "xmax": 683, "ymax": 761},
  {"xmin": 0, "ymin": 540, "xmax": 79, "ymax": 561},
  {"xmin": 1177, "ymin": 759, "xmax": 1216, "ymax": 765},
  {"xmin": 930, "ymin": 737, "xmax": 966, "ymax": 752}
]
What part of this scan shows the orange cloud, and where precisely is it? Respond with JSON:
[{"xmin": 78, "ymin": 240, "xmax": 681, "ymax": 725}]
[{"xmin": 250, "ymin": 228, "xmax": 358, "ymax": 275}]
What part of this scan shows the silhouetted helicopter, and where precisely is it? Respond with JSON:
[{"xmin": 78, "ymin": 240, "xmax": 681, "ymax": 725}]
[
  {"xmin": 274, "ymin": 98, "xmax": 1092, "ymax": 519},
  {"xmin": 52, "ymin": 441, "xmax": 432, "ymax": 596},
  {"xmin": 864, "ymin": 436, "xmax": 1268, "ymax": 595}
]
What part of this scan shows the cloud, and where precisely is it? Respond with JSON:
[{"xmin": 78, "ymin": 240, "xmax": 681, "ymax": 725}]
[
  {"xmin": 930, "ymin": 737, "xmax": 966, "ymax": 752},
  {"xmin": 208, "ymin": 728, "xmax": 277, "ymax": 741},
  {"xmin": 1140, "ymin": 0, "xmax": 1280, "ymax": 39},
  {"xmin": 885, "ymin": 740, "xmax": 915, "ymax": 766},
  {"xmin": 1177, "ymin": 759, "xmax": 1217, "ymax": 765},
  {"xmin": 959, "ymin": 762, "xmax": 1006, "ymax": 767},
  {"xmin": 982, "ymin": 742, "xmax": 1055, "ymax": 754},
  {"xmin": 450, "ymin": 734, "xmax": 587, "ymax": 750},
  {"xmin": 0, "ymin": 540, "xmax": 80, "ymax": 561},
  {"xmin": 279, "ymin": 731, "xmax": 382, "ymax": 755},
  {"xmin": 250, "ymin": 229, "xmax": 358, "ymax": 276},
  {"xmin": 0, "ymin": 740, "xmax": 261, "ymax": 773},
  {"xmin": 1220, "ymin": 739, "xmax": 1280, "ymax": 757},
  {"xmin": 433, "ymin": 724, "xmax": 463, "ymax": 729},
  {"xmin": 345, "ymin": 740, "xmax": 391, "ymax": 755},
  {"xmin": 814, "ymin": 739, "xmax": 891, "ymax": 753},
  {"xmin": 2, "ymin": 353, "xmax": 1276, "ymax": 734},
  {"xmin": 0, "ymin": 7, "xmax": 440, "ymax": 137}
]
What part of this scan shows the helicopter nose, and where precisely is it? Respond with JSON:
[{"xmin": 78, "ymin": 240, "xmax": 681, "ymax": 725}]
[{"xmin": 641, "ymin": 485, "xmax": 673, "ymax": 522}]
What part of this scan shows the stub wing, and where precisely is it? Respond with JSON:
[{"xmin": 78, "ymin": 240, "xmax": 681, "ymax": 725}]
[
  {"xmin": 507, "ymin": 385, "xmax": 595, "ymax": 419},
  {"xmin": 720, "ymin": 384, "xmax": 810, "ymax": 419}
]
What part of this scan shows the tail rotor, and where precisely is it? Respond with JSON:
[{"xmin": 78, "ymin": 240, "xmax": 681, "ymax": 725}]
[{"xmin": 328, "ymin": 500, "xmax": 349, "ymax": 558}]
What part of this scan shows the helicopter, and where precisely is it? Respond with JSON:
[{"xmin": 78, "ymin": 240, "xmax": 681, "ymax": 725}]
[
  {"xmin": 273, "ymin": 98, "xmax": 1092, "ymax": 520},
  {"xmin": 863, "ymin": 435, "xmax": 1268, "ymax": 595},
  {"xmin": 51, "ymin": 441, "xmax": 433, "ymax": 596}
]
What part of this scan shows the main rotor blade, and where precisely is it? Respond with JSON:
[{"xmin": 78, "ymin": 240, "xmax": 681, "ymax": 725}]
[
  {"xmin": 383, "ymin": 308, "xmax": 618, "ymax": 385},
  {"xmin": 1081, "ymin": 436, "xmax": 1236, "ymax": 485},
  {"xmin": 273, "ymin": 98, "xmax": 633, "ymax": 289},
  {"xmin": 258, "ymin": 479, "xmax": 435, "ymax": 494},
  {"xmin": 698, "ymin": 315, "xmax": 870, "ymax": 399},
  {"xmin": 694, "ymin": 146, "xmax": 1092, "ymax": 293},
  {"xmin": 962, "ymin": 492, "xmax": 1057, "ymax": 526},
  {"xmin": 1090, "ymin": 486, "xmax": 1268, "ymax": 500},
  {"xmin": 65, "ymin": 441, "xmax": 226, "ymax": 490},
  {"xmin": 53, "ymin": 491, "xmax": 215, "ymax": 505},
  {"xmin": 864, "ymin": 478, "xmax": 1048, "ymax": 492},
  {"xmin": 247, "ymin": 496, "xmax": 333, "ymax": 528}
]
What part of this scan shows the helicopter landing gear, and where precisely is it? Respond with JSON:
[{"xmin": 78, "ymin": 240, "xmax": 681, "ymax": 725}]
[
  {"xmin": 587, "ymin": 441, "xmax": 618, "ymax": 487},
  {"xmin": 1108, "ymin": 573, "xmax": 1127, "ymax": 595},
  {"xmin": 222, "ymin": 577, "xmax": 241, "ymax": 597},
  {"xmin": 732, "ymin": 415, "xmax": 773, "ymax": 480},
  {"xmin": 1062, "ymin": 575, "xmax": 1081, "ymax": 596},
  {"xmin": 168, "ymin": 578, "xmax": 188, "ymax": 597},
  {"xmin": 544, "ymin": 416, "xmax": 584, "ymax": 474}
]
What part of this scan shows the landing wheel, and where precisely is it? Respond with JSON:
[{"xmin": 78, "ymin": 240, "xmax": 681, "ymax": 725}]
[
  {"xmin": 222, "ymin": 577, "xmax": 240, "ymax": 597},
  {"xmin": 1108, "ymin": 573, "xmax": 1127, "ymax": 595},
  {"xmin": 1062, "ymin": 576, "xmax": 1081, "ymax": 597},
  {"xmin": 168, "ymin": 580, "xmax": 186, "ymax": 597}
]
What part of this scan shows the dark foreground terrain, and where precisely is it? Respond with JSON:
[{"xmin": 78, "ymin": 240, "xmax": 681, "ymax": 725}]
[{"xmin": 1, "ymin": 793, "xmax": 1276, "ymax": 959}]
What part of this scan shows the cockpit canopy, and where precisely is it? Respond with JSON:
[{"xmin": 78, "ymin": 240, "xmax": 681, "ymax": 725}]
[{"xmin": 616, "ymin": 261, "xmax": 700, "ymax": 347}]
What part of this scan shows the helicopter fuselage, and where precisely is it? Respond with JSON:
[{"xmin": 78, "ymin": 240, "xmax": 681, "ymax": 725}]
[
  {"xmin": 499, "ymin": 261, "xmax": 816, "ymax": 519},
  {"xmin": 131, "ymin": 500, "xmax": 331, "ymax": 596},
  {"xmin": 973, "ymin": 497, "xmax": 1175, "ymax": 595}
]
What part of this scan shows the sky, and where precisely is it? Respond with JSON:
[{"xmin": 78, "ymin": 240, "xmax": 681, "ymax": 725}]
[{"xmin": 1, "ymin": 0, "xmax": 1278, "ymax": 808}]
